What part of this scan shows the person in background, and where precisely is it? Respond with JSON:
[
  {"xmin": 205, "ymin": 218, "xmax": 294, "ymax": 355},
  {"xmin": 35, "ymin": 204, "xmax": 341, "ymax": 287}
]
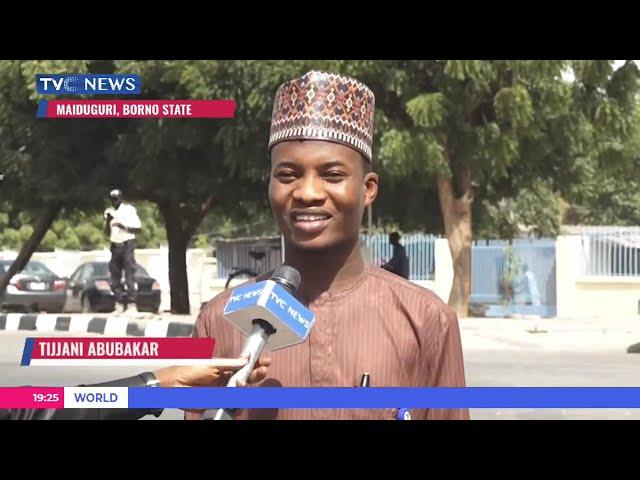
[
  {"xmin": 104, "ymin": 189, "xmax": 141, "ymax": 314},
  {"xmin": 381, "ymin": 232, "xmax": 410, "ymax": 279}
]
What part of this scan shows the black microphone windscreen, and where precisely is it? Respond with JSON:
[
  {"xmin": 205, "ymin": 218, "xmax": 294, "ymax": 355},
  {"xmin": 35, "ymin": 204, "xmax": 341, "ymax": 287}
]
[{"xmin": 271, "ymin": 265, "xmax": 301, "ymax": 294}]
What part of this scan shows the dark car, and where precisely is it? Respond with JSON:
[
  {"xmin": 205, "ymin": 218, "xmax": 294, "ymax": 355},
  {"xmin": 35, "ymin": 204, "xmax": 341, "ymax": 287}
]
[
  {"xmin": 0, "ymin": 260, "xmax": 67, "ymax": 313},
  {"xmin": 63, "ymin": 261, "xmax": 161, "ymax": 314}
]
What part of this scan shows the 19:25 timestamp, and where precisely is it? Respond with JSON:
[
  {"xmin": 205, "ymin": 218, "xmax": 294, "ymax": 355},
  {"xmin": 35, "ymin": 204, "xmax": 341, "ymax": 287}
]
[{"xmin": 33, "ymin": 393, "xmax": 60, "ymax": 402}]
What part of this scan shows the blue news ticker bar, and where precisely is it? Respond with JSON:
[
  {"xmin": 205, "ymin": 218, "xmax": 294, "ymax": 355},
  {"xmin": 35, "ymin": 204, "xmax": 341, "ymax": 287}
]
[{"xmin": 128, "ymin": 387, "xmax": 640, "ymax": 409}]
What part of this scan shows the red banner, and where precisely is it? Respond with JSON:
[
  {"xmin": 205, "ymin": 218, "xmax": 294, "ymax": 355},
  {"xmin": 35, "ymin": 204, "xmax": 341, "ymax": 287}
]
[
  {"xmin": 26, "ymin": 337, "xmax": 215, "ymax": 360},
  {"xmin": 37, "ymin": 100, "xmax": 236, "ymax": 118}
]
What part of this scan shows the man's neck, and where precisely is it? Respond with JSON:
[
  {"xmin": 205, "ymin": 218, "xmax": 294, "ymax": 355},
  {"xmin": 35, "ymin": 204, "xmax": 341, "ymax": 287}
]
[{"xmin": 284, "ymin": 237, "xmax": 365, "ymax": 303}]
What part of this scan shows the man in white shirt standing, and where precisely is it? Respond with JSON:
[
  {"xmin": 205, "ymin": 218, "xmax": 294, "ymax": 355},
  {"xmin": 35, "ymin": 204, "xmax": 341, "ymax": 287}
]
[{"xmin": 104, "ymin": 189, "xmax": 142, "ymax": 313}]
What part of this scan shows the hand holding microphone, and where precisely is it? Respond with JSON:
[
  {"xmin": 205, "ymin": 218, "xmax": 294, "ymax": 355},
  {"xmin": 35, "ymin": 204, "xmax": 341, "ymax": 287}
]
[
  {"xmin": 153, "ymin": 358, "xmax": 267, "ymax": 388},
  {"xmin": 235, "ymin": 361, "xmax": 270, "ymax": 386},
  {"xmin": 215, "ymin": 356, "xmax": 272, "ymax": 388},
  {"xmin": 202, "ymin": 265, "xmax": 315, "ymax": 420}
]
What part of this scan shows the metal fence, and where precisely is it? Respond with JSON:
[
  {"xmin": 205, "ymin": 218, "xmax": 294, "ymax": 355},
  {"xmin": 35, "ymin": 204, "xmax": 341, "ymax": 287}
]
[
  {"xmin": 214, "ymin": 236, "xmax": 283, "ymax": 279},
  {"xmin": 214, "ymin": 233, "xmax": 437, "ymax": 281},
  {"xmin": 361, "ymin": 233, "xmax": 437, "ymax": 280},
  {"xmin": 470, "ymin": 238, "xmax": 557, "ymax": 307},
  {"xmin": 580, "ymin": 227, "xmax": 640, "ymax": 277}
]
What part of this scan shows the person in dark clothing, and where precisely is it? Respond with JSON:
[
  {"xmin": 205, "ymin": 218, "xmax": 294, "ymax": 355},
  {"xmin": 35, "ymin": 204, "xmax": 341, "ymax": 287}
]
[{"xmin": 381, "ymin": 232, "xmax": 410, "ymax": 279}]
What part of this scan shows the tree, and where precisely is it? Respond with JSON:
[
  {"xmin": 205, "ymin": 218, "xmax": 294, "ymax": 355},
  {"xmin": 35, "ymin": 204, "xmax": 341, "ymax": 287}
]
[
  {"xmin": 4, "ymin": 60, "xmax": 638, "ymax": 318},
  {"xmin": 347, "ymin": 60, "xmax": 640, "ymax": 316},
  {"xmin": 107, "ymin": 60, "xmax": 311, "ymax": 313},
  {"xmin": 0, "ymin": 60, "xmax": 309, "ymax": 312},
  {"xmin": 564, "ymin": 102, "xmax": 640, "ymax": 226},
  {"xmin": 0, "ymin": 60, "xmax": 119, "ymax": 295},
  {"xmin": 474, "ymin": 180, "xmax": 563, "ymax": 239}
]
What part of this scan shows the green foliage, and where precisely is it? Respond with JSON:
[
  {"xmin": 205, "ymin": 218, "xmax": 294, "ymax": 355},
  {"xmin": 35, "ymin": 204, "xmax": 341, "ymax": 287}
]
[
  {"xmin": 0, "ymin": 201, "xmax": 166, "ymax": 251},
  {"xmin": 2, "ymin": 59, "xmax": 640, "ymax": 255},
  {"xmin": 475, "ymin": 180, "xmax": 563, "ymax": 239},
  {"xmin": 362, "ymin": 60, "xmax": 640, "ymax": 237},
  {"xmin": 134, "ymin": 201, "xmax": 167, "ymax": 248},
  {"xmin": 406, "ymin": 93, "xmax": 446, "ymax": 129},
  {"xmin": 503, "ymin": 246, "xmax": 523, "ymax": 305}
]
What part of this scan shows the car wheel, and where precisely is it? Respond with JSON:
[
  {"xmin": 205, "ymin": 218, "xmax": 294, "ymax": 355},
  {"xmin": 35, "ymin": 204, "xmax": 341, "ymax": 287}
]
[{"xmin": 81, "ymin": 296, "xmax": 93, "ymax": 313}]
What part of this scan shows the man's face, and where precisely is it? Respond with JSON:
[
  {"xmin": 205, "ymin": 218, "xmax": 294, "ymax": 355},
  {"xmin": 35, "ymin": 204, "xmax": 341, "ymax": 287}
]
[
  {"xmin": 269, "ymin": 140, "xmax": 378, "ymax": 252},
  {"xmin": 110, "ymin": 197, "xmax": 121, "ymax": 208}
]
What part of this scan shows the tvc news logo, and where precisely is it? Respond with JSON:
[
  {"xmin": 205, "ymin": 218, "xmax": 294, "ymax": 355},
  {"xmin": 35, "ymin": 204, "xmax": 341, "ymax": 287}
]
[{"xmin": 36, "ymin": 74, "xmax": 141, "ymax": 95}]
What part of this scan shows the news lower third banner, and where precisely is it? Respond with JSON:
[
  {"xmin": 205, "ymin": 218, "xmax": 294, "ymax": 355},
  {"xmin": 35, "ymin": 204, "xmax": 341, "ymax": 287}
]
[
  {"xmin": 3, "ymin": 387, "xmax": 640, "ymax": 409},
  {"xmin": 21, "ymin": 338, "xmax": 216, "ymax": 366},
  {"xmin": 36, "ymin": 100, "xmax": 237, "ymax": 118}
]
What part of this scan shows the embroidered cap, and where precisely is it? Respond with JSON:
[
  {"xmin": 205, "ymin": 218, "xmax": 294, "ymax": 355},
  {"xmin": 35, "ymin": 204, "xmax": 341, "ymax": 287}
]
[{"xmin": 268, "ymin": 71, "xmax": 375, "ymax": 162}]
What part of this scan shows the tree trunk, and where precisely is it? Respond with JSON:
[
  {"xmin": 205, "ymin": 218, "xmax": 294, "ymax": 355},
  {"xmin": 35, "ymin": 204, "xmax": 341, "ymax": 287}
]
[
  {"xmin": 157, "ymin": 195, "xmax": 216, "ymax": 315},
  {"xmin": 0, "ymin": 202, "xmax": 63, "ymax": 297},
  {"xmin": 437, "ymin": 175, "xmax": 473, "ymax": 318},
  {"xmin": 159, "ymin": 203, "xmax": 191, "ymax": 314}
]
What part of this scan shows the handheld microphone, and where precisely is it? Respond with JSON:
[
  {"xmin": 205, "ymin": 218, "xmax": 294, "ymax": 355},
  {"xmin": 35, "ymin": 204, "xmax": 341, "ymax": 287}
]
[{"xmin": 204, "ymin": 264, "xmax": 315, "ymax": 420}]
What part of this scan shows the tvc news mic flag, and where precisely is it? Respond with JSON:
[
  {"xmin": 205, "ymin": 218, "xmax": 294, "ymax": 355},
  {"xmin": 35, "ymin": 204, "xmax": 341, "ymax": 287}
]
[{"xmin": 223, "ymin": 279, "xmax": 315, "ymax": 350}]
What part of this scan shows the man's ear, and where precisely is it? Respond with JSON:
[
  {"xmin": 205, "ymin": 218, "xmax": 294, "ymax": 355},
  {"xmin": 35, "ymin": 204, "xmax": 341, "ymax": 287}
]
[{"xmin": 363, "ymin": 172, "xmax": 379, "ymax": 207}]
